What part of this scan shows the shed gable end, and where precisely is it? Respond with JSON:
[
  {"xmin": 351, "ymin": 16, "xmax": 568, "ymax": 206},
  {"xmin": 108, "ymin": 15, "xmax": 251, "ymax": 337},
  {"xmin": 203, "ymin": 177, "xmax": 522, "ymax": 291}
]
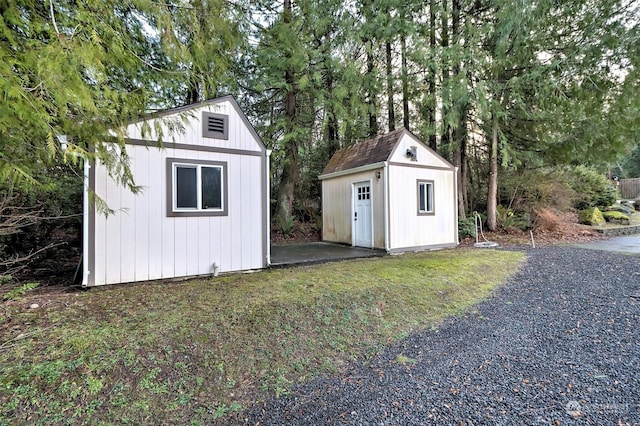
[{"xmin": 389, "ymin": 133, "xmax": 454, "ymax": 169}]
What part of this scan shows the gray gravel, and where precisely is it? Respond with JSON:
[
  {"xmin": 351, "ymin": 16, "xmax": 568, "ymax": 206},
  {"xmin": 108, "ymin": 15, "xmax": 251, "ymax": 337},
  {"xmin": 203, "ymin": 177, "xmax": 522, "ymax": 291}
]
[{"xmin": 236, "ymin": 246, "xmax": 640, "ymax": 425}]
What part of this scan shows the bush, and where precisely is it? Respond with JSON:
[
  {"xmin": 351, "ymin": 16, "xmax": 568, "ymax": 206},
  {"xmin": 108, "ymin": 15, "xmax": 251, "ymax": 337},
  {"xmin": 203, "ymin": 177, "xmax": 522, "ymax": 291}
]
[
  {"xmin": 565, "ymin": 166, "xmax": 617, "ymax": 210},
  {"xmin": 498, "ymin": 168, "xmax": 575, "ymax": 213},
  {"xmin": 458, "ymin": 217, "xmax": 476, "ymax": 239},
  {"xmin": 496, "ymin": 205, "xmax": 532, "ymax": 232},
  {"xmin": 498, "ymin": 166, "xmax": 617, "ymax": 218},
  {"xmin": 602, "ymin": 210, "xmax": 630, "ymax": 224},
  {"xmin": 578, "ymin": 207, "xmax": 606, "ymax": 226},
  {"xmin": 612, "ymin": 202, "xmax": 635, "ymax": 214},
  {"xmin": 276, "ymin": 215, "xmax": 296, "ymax": 238}
]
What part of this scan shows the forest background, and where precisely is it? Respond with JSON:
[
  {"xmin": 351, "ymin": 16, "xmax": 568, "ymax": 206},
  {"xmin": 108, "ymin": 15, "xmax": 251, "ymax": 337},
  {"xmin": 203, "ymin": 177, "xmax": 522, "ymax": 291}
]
[{"xmin": 1, "ymin": 0, "xmax": 639, "ymax": 280}]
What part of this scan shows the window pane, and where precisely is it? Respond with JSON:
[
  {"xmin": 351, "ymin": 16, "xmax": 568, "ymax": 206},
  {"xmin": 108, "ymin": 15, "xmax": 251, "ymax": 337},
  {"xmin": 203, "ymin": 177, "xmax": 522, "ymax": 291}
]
[
  {"xmin": 427, "ymin": 183, "xmax": 433, "ymax": 212},
  {"xmin": 202, "ymin": 166, "xmax": 222, "ymax": 209},
  {"xmin": 176, "ymin": 166, "xmax": 197, "ymax": 208},
  {"xmin": 419, "ymin": 183, "xmax": 426, "ymax": 212}
]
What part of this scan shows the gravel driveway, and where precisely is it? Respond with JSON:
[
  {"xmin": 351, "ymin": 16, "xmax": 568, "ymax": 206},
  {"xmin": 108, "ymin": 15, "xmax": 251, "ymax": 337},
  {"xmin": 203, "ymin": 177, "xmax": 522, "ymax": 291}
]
[{"xmin": 237, "ymin": 246, "xmax": 640, "ymax": 425}]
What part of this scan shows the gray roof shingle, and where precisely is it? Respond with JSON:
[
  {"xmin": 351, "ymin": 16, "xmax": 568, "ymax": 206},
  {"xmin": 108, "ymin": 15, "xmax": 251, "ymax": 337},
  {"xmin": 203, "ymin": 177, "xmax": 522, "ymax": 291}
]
[{"xmin": 322, "ymin": 128, "xmax": 407, "ymax": 175}]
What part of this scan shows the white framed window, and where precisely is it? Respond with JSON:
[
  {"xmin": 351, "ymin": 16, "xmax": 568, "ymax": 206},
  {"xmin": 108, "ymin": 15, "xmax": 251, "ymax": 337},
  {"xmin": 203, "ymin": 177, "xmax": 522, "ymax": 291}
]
[
  {"xmin": 167, "ymin": 158, "xmax": 228, "ymax": 217},
  {"xmin": 417, "ymin": 180, "xmax": 434, "ymax": 215}
]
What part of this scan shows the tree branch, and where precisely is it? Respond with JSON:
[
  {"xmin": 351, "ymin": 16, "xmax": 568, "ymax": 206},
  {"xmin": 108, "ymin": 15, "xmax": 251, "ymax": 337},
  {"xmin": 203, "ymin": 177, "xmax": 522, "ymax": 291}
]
[{"xmin": 49, "ymin": 0, "xmax": 60, "ymax": 36}]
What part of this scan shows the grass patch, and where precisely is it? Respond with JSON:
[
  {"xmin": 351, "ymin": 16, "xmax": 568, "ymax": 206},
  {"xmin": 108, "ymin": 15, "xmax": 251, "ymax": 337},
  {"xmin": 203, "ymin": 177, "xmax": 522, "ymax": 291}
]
[{"xmin": 0, "ymin": 248, "xmax": 524, "ymax": 424}]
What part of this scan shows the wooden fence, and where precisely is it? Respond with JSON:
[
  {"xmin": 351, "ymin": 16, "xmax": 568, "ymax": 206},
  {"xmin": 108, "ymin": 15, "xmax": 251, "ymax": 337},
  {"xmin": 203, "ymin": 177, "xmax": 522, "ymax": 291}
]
[{"xmin": 618, "ymin": 178, "xmax": 640, "ymax": 199}]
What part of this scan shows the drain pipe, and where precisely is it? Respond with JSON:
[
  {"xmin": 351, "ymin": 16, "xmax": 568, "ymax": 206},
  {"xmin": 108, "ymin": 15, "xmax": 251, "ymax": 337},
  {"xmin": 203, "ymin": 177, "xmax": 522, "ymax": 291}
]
[{"xmin": 383, "ymin": 161, "xmax": 390, "ymax": 252}]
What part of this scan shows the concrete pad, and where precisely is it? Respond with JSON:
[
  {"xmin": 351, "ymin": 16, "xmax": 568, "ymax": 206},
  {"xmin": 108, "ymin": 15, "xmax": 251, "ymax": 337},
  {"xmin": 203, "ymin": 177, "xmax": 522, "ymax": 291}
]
[
  {"xmin": 270, "ymin": 242, "xmax": 385, "ymax": 267},
  {"xmin": 572, "ymin": 234, "xmax": 640, "ymax": 255}
]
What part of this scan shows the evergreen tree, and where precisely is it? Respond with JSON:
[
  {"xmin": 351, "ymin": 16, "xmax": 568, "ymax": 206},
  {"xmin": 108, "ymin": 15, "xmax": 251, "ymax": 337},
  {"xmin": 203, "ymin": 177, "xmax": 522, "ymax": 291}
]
[{"xmin": 0, "ymin": 0, "xmax": 245, "ymax": 191}]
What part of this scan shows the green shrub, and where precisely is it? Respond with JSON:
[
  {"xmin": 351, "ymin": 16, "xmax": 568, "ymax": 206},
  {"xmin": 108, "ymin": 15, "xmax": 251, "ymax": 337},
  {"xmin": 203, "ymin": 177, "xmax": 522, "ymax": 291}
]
[
  {"xmin": 276, "ymin": 215, "xmax": 296, "ymax": 238},
  {"xmin": 578, "ymin": 207, "xmax": 606, "ymax": 225},
  {"xmin": 602, "ymin": 210, "xmax": 630, "ymax": 224},
  {"xmin": 566, "ymin": 166, "xmax": 617, "ymax": 209},
  {"xmin": 496, "ymin": 205, "xmax": 532, "ymax": 232},
  {"xmin": 499, "ymin": 168, "xmax": 575, "ymax": 213},
  {"xmin": 610, "ymin": 203, "xmax": 634, "ymax": 214},
  {"xmin": 458, "ymin": 217, "xmax": 476, "ymax": 239},
  {"xmin": 498, "ymin": 166, "xmax": 616, "ymax": 216}
]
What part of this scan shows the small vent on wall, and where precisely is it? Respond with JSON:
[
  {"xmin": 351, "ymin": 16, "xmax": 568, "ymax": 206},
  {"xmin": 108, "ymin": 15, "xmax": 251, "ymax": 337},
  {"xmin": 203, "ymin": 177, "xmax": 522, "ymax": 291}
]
[
  {"xmin": 208, "ymin": 116, "xmax": 225, "ymax": 133},
  {"xmin": 202, "ymin": 112, "xmax": 229, "ymax": 140}
]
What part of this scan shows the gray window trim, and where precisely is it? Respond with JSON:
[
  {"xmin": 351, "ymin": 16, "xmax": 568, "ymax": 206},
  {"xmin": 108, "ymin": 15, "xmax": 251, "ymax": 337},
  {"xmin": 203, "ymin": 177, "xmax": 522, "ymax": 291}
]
[
  {"xmin": 166, "ymin": 158, "xmax": 228, "ymax": 217},
  {"xmin": 417, "ymin": 179, "xmax": 435, "ymax": 216},
  {"xmin": 202, "ymin": 112, "xmax": 229, "ymax": 140}
]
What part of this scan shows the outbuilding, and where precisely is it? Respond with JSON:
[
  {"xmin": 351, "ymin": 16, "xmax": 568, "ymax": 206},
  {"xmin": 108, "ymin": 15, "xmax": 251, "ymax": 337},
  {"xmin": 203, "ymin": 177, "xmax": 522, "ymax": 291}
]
[
  {"xmin": 81, "ymin": 96, "xmax": 270, "ymax": 286},
  {"xmin": 319, "ymin": 128, "xmax": 458, "ymax": 253}
]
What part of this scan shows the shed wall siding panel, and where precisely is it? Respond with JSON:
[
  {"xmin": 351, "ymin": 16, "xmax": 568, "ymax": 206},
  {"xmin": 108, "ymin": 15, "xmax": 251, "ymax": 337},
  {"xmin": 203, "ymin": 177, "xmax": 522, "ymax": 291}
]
[
  {"xmin": 147, "ymin": 148, "xmax": 164, "ymax": 281},
  {"xmin": 126, "ymin": 101, "xmax": 263, "ymax": 153},
  {"xmin": 389, "ymin": 134, "xmax": 453, "ymax": 169},
  {"xmin": 322, "ymin": 170, "xmax": 384, "ymax": 248},
  {"xmin": 387, "ymin": 165, "xmax": 456, "ymax": 250},
  {"xmin": 91, "ymin": 145, "xmax": 265, "ymax": 286},
  {"xmin": 92, "ymin": 162, "xmax": 108, "ymax": 284}
]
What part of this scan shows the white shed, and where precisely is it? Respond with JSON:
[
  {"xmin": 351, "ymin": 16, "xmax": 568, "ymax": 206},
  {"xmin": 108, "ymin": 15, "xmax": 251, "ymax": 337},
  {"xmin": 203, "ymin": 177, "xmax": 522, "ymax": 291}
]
[
  {"xmin": 82, "ymin": 96, "xmax": 270, "ymax": 286},
  {"xmin": 319, "ymin": 128, "xmax": 458, "ymax": 253}
]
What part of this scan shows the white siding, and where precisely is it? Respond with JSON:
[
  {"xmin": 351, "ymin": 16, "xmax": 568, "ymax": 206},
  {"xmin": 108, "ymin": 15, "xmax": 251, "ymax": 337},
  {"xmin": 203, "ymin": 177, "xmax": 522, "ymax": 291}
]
[
  {"xmin": 389, "ymin": 134, "xmax": 453, "ymax": 169},
  {"xmin": 88, "ymin": 98, "xmax": 266, "ymax": 286},
  {"xmin": 322, "ymin": 170, "xmax": 385, "ymax": 248},
  {"xmin": 125, "ymin": 100, "xmax": 263, "ymax": 153},
  {"xmin": 147, "ymin": 148, "xmax": 163, "ymax": 281},
  {"xmin": 387, "ymin": 164, "xmax": 457, "ymax": 251}
]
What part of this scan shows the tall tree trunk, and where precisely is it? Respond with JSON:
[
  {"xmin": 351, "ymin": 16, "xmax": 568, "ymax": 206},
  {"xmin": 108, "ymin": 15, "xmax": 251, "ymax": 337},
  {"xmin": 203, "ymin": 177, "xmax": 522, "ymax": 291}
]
[
  {"xmin": 325, "ymin": 70, "xmax": 340, "ymax": 155},
  {"xmin": 361, "ymin": 0, "xmax": 378, "ymax": 138},
  {"xmin": 399, "ymin": 2, "xmax": 410, "ymax": 131},
  {"xmin": 453, "ymin": 120, "xmax": 467, "ymax": 219},
  {"xmin": 367, "ymin": 43, "xmax": 378, "ymax": 137},
  {"xmin": 276, "ymin": 0, "xmax": 299, "ymax": 225},
  {"xmin": 427, "ymin": 0, "xmax": 437, "ymax": 150},
  {"xmin": 386, "ymin": 40, "xmax": 395, "ymax": 131},
  {"xmin": 440, "ymin": 0, "xmax": 451, "ymax": 153},
  {"xmin": 451, "ymin": 0, "xmax": 466, "ymax": 219},
  {"xmin": 400, "ymin": 29, "xmax": 410, "ymax": 130},
  {"xmin": 487, "ymin": 114, "xmax": 499, "ymax": 231}
]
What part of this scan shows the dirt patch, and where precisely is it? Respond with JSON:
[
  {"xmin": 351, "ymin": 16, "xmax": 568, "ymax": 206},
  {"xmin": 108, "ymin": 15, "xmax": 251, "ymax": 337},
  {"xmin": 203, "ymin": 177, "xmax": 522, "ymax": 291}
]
[
  {"xmin": 271, "ymin": 221, "xmax": 321, "ymax": 245},
  {"xmin": 461, "ymin": 209, "xmax": 606, "ymax": 247}
]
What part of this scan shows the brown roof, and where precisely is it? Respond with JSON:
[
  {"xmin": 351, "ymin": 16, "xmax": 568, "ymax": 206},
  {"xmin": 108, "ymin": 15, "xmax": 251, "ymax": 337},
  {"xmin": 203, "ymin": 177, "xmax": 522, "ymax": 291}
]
[{"xmin": 322, "ymin": 128, "xmax": 407, "ymax": 175}]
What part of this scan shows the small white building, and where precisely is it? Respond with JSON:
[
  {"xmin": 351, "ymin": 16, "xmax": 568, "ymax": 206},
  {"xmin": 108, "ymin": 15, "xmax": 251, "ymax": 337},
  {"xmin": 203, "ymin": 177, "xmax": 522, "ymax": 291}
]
[
  {"xmin": 82, "ymin": 96, "xmax": 270, "ymax": 286},
  {"xmin": 319, "ymin": 128, "xmax": 458, "ymax": 253}
]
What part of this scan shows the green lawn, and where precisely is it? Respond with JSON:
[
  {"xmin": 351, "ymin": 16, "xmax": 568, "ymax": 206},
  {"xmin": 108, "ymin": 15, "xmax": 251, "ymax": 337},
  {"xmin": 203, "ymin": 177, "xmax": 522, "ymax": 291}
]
[{"xmin": 0, "ymin": 248, "xmax": 524, "ymax": 425}]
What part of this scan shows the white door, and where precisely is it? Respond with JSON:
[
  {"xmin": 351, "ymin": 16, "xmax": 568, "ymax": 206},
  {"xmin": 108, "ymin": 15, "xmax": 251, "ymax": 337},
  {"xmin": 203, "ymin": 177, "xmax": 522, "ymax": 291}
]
[{"xmin": 353, "ymin": 182, "xmax": 373, "ymax": 248}]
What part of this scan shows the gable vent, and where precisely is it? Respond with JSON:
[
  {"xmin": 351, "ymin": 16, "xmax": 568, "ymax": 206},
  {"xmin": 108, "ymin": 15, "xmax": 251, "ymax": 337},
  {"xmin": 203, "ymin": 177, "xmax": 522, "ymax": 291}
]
[
  {"xmin": 202, "ymin": 112, "xmax": 229, "ymax": 140},
  {"xmin": 207, "ymin": 116, "xmax": 225, "ymax": 133}
]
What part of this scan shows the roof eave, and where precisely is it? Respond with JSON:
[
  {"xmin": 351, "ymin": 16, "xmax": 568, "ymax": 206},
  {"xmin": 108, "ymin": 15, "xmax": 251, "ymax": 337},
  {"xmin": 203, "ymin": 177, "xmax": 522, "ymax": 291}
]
[{"xmin": 319, "ymin": 161, "xmax": 386, "ymax": 180}]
